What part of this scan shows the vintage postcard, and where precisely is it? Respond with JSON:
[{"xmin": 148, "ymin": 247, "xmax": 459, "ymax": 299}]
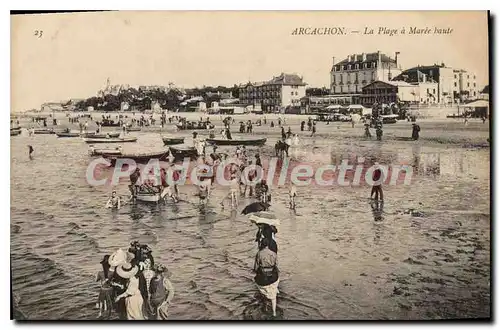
[{"xmin": 10, "ymin": 11, "xmax": 490, "ymax": 320}]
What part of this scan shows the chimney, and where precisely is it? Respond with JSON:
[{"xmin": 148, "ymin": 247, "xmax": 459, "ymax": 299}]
[
  {"xmin": 395, "ymin": 51, "xmax": 400, "ymax": 68},
  {"xmin": 362, "ymin": 52, "xmax": 367, "ymax": 61},
  {"xmin": 377, "ymin": 50, "xmax": 381, "ymax": 63},
  {"xmin": 347, "ymin": 55, "xmax": 351, "ymax": 62},
  {"xmin": 332, "ymin": 56, "xmax": 336, "ymax": 65}
]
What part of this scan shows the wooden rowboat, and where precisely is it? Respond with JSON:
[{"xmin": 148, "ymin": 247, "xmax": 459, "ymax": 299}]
[
  {"xmin": 33, "ymin": 128, "xmax": 55, "ymax": 134},
  {"xmin": 89, "ymin": 146, "xmax": 123, "ymax": 156},
  {"xmin": 82, "ymin": 132, "xmax": 121, "ymax": 138},
  {"xmin": 106, "ymin": 150, "xmax": 170, "ymax": 165},
  {"xmin": 56, "ymin": 132, "xmax": 80, "ymax": 137},
  {"xmin": 168, "ymin": 145, "xmax": 198, "ymax": 160},
  {"xmin": 205, "ymin": 138, "xmax": 267, "ymax": 146},
  {"xmin": 135, "ymin": 186, "xmax": 169, "ymax": 203},
  {"xmin": 83, "ymin": 137, "xmax": 137, "ymax": 144},
  {"xmin": 162, "ymin": 137, "xmax": 185, "ymax": 145}
]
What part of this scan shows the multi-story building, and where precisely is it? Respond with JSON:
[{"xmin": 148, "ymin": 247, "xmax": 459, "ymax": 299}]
[
  {"xmin": 453, "ymin": 69, "xmax": 478, "ymax": 101},
  {"xmin": 238, "ymin": 73, "xmax": 307, "ymax": 112},
  {"xmin": 330, "ymin": 51, "xmax": 402, "ymax": 94},
  {"xmin": 360, "ymin": 80, "xmax": 438, "ymax": 107},
  {"xmin": 393, "ymin": 64, "xmax": 455, "ymax": 104}
]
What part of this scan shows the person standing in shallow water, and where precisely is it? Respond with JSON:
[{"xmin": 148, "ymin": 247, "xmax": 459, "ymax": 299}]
[
  {"xmin": 254, "ymin": 237, "xmax": 280, "ymax": 317},
  {"xmin": 96, "ymin": 255, "xmax": 114, "ymax": 319},
  {"xmin": 370, "ymin": 163, "xmax": 384, "ymax": 201},
  {"xmin": 28, "ymin": 145, "xmax": 34, "ymax": 159}
]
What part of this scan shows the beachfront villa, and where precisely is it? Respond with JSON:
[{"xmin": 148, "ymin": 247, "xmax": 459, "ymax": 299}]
[{"xmin": 238, "ymin": 73, "xmax": 307, "ymax": 112}]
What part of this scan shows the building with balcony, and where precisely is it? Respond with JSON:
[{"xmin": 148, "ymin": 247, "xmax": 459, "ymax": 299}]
[
  {"xmin": 238, "ymin": 73, "xmax": 307, "ymax": 112},
  {"xmin": 360, "ymin": 80, "xmax": 438, "ymax": 107},
  {"xmin": 330, "ymin": 51, "xmax": 402, "ymax": 95}
]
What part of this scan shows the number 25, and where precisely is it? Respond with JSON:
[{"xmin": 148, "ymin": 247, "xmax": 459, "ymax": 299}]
[{"xmin": 34, "ymin": 30, "xmax": 43, "ymax": 38}]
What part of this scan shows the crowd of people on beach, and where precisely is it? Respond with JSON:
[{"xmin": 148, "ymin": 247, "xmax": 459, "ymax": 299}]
[{"xmin": 96, "ymin": 241, "xmax": 174, "ymax": 320}]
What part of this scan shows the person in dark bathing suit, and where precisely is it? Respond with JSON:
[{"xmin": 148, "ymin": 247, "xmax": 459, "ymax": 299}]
[{"xmin": 370, "ymin": 163, "xmax": 384, "ymax": 201}]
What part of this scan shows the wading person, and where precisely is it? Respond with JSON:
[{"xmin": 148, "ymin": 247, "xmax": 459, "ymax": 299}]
[
  {"xmin": 370, "ymin": 163, "xmax": 384, "ymax": 201},
  {"xmin": 253, "ymin": 238, "xmax": 280, "ymax": 318},
  {"xmin": 198, "ymin": 175, "xmax": 211, "ymax": 206},
  {"xmin": 106, "ymin": 190, "xmax": 122, "ymax": 210},
  {"xmin": 114, "ymin": 263, "xmax": 145, "ymax": 320},
  {"xmin": 311, "ymin": 122, "xmax": 316, "ymax": 137},
  {"xmin": 96, "ymin": 255, "xmax": 114, "ymax": 319},
  {"xmin": 149, "ymin": 264, "xmax": 175, "ymax": 320}
]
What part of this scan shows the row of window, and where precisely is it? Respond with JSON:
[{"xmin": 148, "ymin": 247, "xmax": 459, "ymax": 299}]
[
  {"xmin": 240, "ymin": 91, "xmax": 281, "ymax": 98},
  {"xmin": 454, "ymin": 74, "xmax": 476, "ymax": 80},
  {"xmin": 240, "ymin": 84, "xmax": 301, "ymax": 92},
  {"xmin": 453, "ymin": 82, "xmax": 477, "ymax": 88},
  {"xmin": 333, "ymin": 62, "xmax": 377, "ymax": 71}
]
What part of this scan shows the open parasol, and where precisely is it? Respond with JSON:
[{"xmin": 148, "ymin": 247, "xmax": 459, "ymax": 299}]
[{"xmin": 248, "ymin": 211, "xmax": 280, "ymax": 227}]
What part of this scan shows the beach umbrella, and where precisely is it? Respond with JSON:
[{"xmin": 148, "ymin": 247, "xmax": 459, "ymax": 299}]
[
  {"xmin": 241, "ymin": 202, "xmax": 270, "ymax": 215},
  {"xmin": 249, "ymin": 211, "xmax": 280, "ymax": 227}
]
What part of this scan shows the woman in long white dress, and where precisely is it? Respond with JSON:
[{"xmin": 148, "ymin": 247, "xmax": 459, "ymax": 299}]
[{"xmin": 114, "ymin": 263, "xmax": 145, "ymax": 320}]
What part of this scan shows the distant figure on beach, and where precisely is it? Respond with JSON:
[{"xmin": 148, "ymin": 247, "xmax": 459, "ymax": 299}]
[
  {"xmin": 289, "ymin": 184, "xmax": 297, "ymax": 210},
  {"xmin": 300, "ymin": 121, "xmax": 305, "ymax": 131},
  {"xmin": 411, "ymin": 123, "xmax": 421, "ymax": 140},
  {"xmin": 311, "ymin": 122, "xmax": 316, "ymax": 137},
  {"xmin": 281, "ymin": 127, "xmax": 286, "ymax": 140},
  {"xmin": 28, "ymin": 145, "xmax": 34, "ymax": 159},
  {"xmin": 270, "ymin": 121, "xmax": 275, "ymax": 128},
  {"xmin": 370, "ymin": 163, "xmax": 384, "ymax": 201}
]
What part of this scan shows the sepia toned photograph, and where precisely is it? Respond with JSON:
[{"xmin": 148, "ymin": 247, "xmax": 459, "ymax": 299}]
[{"xmin": 10, "ymin": 10, "xmax": 490, "ymax": 320}]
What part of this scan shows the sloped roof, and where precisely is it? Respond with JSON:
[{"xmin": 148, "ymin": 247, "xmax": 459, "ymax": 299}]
[
  {"xmin": 268, "ymin": 73, "xmax": 306, "ymax": 86},
  {"xmin": 335, "ymin": 52, "xmax": 396, "ymax": 66}
]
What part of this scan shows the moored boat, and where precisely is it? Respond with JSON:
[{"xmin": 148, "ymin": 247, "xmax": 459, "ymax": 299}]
[
  {"xmin": 168, "ymin": 145, "xmax": 199, "ymax": 160},
  {"xmin": 162, "ymin": 137, "xmax": 185, "ymax": 145},
  {"xmin": 105, "ymin": 150, "xmax": 170, "ymax": 165},
  {"xmin": 56, "ymin": 132, "xmax": 81, "ymax": 137},
  {"xmin": 83, "ymin": 137, "xmax": 137, "ymax": 144},
  {"xmin": 10, "ymin": 129, "xmax": 21, "ymax": 136},
  {"xmin": 135, "ymin": 186, "xmax": 169, "ymax": 203},
  {"xmin": 82, "ymin": 132, "xmax": 121, "ymax": 138},
  {"xmin": 205, "ymin": 138, "xmax": 267, "ymax": 146},
  {"xmin": 127, "ymin": 127, "xmax": 142, "ymax": 132},
  {"xmin": 89, "ymin": 146, "xmax": 123, "ymax": 156},
  {"xmin": 33, "ymin": 128, "xmax": 55, "ymax": 134}
]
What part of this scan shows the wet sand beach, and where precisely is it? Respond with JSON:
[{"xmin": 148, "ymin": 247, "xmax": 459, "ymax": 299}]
[{"xmin": 10, "ymin": 112, "xmax": 490, "ymax": 320}]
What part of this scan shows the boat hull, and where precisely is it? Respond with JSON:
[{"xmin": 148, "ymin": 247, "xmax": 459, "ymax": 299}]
[
  {"xmin": 10, "ymin": 130, "xmax": 21, "ymax": 136},
  {"xmin": 205, "ymin": 138, "xmax": 267, "ymax": 146},
  {"xmin": 82, "ymin": 132, "xmax": 120, "ymax": 138},
  {"xmin": 162, "ymin": 137, "xmax": 185, "ymax": 145},
  {"xmin": 34, "ymin": 129, "xmax": 55, "ymax": 134},
  {"xmin": 83, "ymin": 137, "xmax": 137, "ymax": 144},
  {"xmin": 169, "ymin": 146, "xmax": 198, "ymax": 160},
  {"xmin": 136, "ymin": 193, "xmax": 161, "ymax": 202},
  {"xmin": 56, "ymin": 132, "xmax": 80, "ymax": 137},
  {"xmin": 106, "ymin": 151, "xmax": 170, "ymax": 165}
]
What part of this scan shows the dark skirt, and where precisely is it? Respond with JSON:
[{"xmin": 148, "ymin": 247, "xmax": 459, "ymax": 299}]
[{"xmin": 255, "ymin": 268, "xmax": 279, "ymax": 287}]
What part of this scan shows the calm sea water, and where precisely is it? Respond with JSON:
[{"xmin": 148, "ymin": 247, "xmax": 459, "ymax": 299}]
[{"xmin": 10, "ymin": 120, "xmax": 490, "ymax": 320}]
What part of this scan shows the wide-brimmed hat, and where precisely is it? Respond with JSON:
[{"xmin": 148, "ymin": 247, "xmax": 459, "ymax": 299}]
[
  {"xmin": 108, "ymin": 248, "xmax": 128, "ymax": 267},
  {"xmin": 116, "ymin": 262, "xmax": 139, "ymax": 279}
]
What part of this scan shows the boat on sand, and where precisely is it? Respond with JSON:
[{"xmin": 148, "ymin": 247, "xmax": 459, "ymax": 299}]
[
  {"xmin": 205, "ymin": 138, "xmax": 267, "ymax": 146},
  {"xmin": 83, "ymin": 137, "xmax": 137, "ymax": 144}
]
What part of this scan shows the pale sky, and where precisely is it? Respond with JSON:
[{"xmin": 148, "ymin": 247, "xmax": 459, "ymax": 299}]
[{"xmin": 11, "ymin": 11, "xmax": 489, "ymax": 112}]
